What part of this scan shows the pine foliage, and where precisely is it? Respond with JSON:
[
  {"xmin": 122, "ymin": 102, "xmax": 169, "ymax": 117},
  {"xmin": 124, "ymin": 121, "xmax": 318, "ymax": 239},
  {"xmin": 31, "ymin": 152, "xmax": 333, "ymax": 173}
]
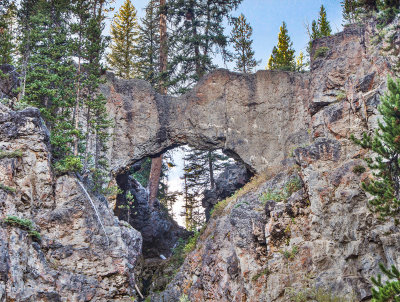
[
  {"xmin": 231, "ymin": 13, "xmax": 258, "ymax": 73},
  {"xmin": 351, "ymin": 77, "xmax": 400, "ymax": 220},
  {"xmin": 267, "ymin": 21, "xmax": 295, "ymax": 71},
  {"xmin": 107, "ymin": 0, "xmax": 139, "ymax": 79},
  {"xmin": 307, "ymin": 5, "xmax": 332, "ymax": 55},
  {"xmin": 0, "ymin": 0, "xmax": 16, "ymax": 65},
  {"xmin": 136, "ymin": 0, "xmax": 160, "ymax": 87},
  {"xmin": 371, "ymin": 263, "xmax": 400, "ymax": 302},
  {"xmin": 167, "ymin": 0, "xmax": 242, "ymax": 94}
]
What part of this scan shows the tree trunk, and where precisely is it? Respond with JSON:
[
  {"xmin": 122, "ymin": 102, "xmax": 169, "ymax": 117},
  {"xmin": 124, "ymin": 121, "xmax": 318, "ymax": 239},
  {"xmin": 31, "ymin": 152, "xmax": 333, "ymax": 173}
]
[
  {"xmin": 148, "ymin": 0, "xmax": 167, "ymax": 208},
  {"xmin": 208, "ymin": 151, "xmax": 215, "ymax": 190}
]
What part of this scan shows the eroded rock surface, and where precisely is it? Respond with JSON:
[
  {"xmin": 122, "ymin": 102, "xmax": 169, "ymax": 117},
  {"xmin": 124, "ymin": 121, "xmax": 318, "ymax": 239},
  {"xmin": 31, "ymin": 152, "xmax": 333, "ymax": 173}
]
[
  {"xmin": 0, "ymin": 104, "xmax": 142, "ymax": 301},
  {"xmin": 150, "ymin": 19, "xmax": 400, "ymax": 302}
]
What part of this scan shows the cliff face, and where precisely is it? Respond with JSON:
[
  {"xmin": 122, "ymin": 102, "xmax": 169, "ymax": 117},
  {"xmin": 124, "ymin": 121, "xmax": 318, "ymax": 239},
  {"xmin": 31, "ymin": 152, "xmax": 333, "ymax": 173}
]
[
  {"xmin": 0, "ymin": 105, "xmax": 142, "ymax": 301},
  {"xmin": 1, "ymin": 15, "xmax": 400, "ymax": 302},
  {"xmin": 150, "ymin": 20, "xmax": 400, "ymax": 301}
]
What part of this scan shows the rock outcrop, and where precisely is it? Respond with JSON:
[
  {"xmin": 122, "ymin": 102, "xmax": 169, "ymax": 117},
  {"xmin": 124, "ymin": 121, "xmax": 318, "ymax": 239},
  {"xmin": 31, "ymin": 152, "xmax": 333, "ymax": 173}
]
[
  {"xmin": 115, "ymin": 172, "xmax": 189, "ymax": 259},
  {"xmin": 150, "ymin": 19, "xmax": 400, "ymax": 301},
  {"xmin": 0, "ymin": 104, "xmax": 142, "ymax": 301},
  {"xmin": 202, "ymin": 163, "xmax": 251, "ymax": 221}
]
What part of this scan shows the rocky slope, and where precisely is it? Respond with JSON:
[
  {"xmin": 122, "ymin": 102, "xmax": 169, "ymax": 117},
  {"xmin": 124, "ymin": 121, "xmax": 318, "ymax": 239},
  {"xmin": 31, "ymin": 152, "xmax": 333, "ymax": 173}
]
[
  {"xmin": 1, "ymin": 15, "xmax": 400, "ymax": 302},
  {"xmin": 150, "ymin": 19, "xmax": 400, "ymax": 301},
  {"xmin": 0, "ymin": 104, "xmax": 142, "ymax": 301}
]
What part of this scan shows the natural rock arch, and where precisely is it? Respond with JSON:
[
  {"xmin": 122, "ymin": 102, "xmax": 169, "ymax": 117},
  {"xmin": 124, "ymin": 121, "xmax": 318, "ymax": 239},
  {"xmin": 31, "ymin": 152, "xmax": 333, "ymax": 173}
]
[{"xmin": 102, "ymin": 69, "xmax": 312, "ymax": 175}]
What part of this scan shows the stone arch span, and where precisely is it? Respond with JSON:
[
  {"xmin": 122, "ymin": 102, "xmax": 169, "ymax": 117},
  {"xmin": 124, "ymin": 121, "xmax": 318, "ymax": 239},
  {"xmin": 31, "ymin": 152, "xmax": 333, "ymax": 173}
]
[{"xmin": 102, "ymin": 69, "xmax": 312, "ymax": 175}]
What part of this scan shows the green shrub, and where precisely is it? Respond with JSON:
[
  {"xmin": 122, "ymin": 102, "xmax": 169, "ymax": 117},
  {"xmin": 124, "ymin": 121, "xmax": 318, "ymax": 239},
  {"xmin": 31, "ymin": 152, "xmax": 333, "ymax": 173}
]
[
  {"xmin": 0, "ymin": 183, "xmax": 16, "ymax": 193},
  {"xmin": 210, "ymin": 198, "xmax": 229, "ymax": 217},
  {"xmin": 0, "ymin": 149, "xmax": 23, "ymax": 159},
  {"xmin": 336, "ymin": 91, "xmax": 347, "ymax": 101},
  {"xmin": 179, "ymin": 294, "xmax": 190, "ymax": 302},
  {"xmin": 281, "ymin": 245, "xmax": 299, "ymax": 260},
  {"xmin": 3, "ymin": 216, "xmax": 41, "ymax": 240},
  {"xmin": 314, "ymin": 47, "xmax": 330, "ymax": 60},
  {"xmin": 260, "ymin": 177, "xmax": 302, "ymax": 205},
  {"xmin": 353, "ymin": 165, "xmax": 366, "ymax": 175},
  {"xmin": 54, "ymin": 155, "xmax": 83, "ymax": 174}
]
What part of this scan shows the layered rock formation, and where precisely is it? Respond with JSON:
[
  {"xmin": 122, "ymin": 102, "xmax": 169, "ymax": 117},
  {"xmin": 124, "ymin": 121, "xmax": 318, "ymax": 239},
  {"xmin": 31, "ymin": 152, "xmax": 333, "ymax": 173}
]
[
  {"xmin": 1, "ymin": 14, "xmax": 400, "ymax": 302},
  {"xmin": 150, "ymin": 19, "xmax": 400, "ymax": 301},
  {"xmin": 0, "ymin": 104, "xmax": 142, "ymax": 301}
]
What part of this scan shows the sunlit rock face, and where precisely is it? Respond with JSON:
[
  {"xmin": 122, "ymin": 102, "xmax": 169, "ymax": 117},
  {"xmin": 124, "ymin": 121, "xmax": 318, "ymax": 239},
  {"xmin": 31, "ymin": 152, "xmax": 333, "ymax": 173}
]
[
  {"xmin": 102, "ymin": 67, "xmax": 311, "ymax": 175},
  {"xmin": 150, "ymin": 19, "xmax": 400, "ymax": 301},
  {"xmin": 0, "ymin": 104, "xmax": 142, "ymax": 301}
]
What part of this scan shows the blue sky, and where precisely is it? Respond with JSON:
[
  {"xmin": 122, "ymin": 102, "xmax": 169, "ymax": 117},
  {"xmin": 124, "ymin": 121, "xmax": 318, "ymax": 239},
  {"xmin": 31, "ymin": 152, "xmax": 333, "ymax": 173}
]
[{"xmin": 109, "ymin": 0, "xmax": 344, "ymax": 69}]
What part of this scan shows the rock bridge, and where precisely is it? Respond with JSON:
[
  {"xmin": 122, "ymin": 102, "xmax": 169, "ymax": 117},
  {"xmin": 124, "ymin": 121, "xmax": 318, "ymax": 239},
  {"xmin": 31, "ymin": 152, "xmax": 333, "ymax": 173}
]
[{"xmin": 103, "ymin": 68, "xmax": 311, "ymax": 175}]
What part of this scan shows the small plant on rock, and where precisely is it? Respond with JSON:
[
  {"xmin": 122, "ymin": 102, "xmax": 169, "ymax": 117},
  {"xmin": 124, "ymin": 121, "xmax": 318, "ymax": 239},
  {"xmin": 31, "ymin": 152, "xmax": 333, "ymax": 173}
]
[
  {"xmin": 0, "ymin": 183, "xmax": 16, "ymax": 194},
  {"xmin": 353, "ymin": 165, "xmax": 366, "ymax": 175},
  {"xmin": 3, "ymin": 216, "xmax": 41, "ymax": 241},
  {"xmin": 314, "ymin": 46, "xmax": 330, "ymax": 60},
  {"xmin": 0, "ymin": 149, "xmax": 23, "ymax": 159}
]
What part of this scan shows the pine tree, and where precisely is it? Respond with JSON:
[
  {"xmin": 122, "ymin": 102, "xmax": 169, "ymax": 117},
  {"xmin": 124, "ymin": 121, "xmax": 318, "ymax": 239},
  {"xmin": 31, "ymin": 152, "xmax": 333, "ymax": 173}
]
[
  {"xmin": 0, "ymin": 0, "xmax": 16, "ymax": 66},
  {"xmin": 20, "ymin": 0, "xmax": 79, "ymax": 171},
  {"xmin": 167, "ymin": 0, "xmax": 242, "ymax": 93},
  {"xmin": 371, "ymin": 263, "xmax": 400, "ymax": 302},
  {"xmin": 341, "ymin": 0, "xmax": 358, "ymax": 24},
  {"xmin": 182, "ymin": 148, "xmax": 229, "ymax": 228},
  {"xmin": 318, "ymin": 5, "xmax": 332, "ymax": 37},
  {"xmin": 351, "ymin": 77, "xmax": 400, "ymax": 220},
  {"xmin": 107, "ymin": 0, "xmax": 139, "ymax": 79},
  {"xmin": 267, "ymin": 21, "xmax": 295, "ymax": 71},
  {"xmin": 231, "ymin": 13, "xmax": 258, "ymax": 73},
  {"xmin": 296, "ymin": 51, "xmax": 306, "ymax": 72},
  {"xmin": 136, "ymin": 0, "xmax": 160, "ymax": 87}
]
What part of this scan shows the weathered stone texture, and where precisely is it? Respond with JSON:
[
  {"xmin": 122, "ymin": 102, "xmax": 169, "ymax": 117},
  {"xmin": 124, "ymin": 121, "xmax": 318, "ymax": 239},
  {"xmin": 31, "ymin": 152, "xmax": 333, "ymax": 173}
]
[
  {"xmin": 150, "ymin": 20, "xmax": 400, "ymax": 302},
  {"xmin": 0, "ymin": 104, "xmax": 142, "ymax": 301}
]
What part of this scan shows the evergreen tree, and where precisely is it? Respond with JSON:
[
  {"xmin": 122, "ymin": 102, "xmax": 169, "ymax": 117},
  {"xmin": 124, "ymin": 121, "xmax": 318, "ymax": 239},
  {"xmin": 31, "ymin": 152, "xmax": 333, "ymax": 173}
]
[
  {"xmin": 307, "ymin": 6, "xmax": 331, "ymax": 55},
  {"xmin": 0, "ymin": 0, "xmax": 16, "ymax": 65},
  {"xmin": 182, "ymin": 148, "xmax": 229, "ymax": 228},
  {"xmin": 318, "ymin": 5, "xmax": 332, "ymax": 37},
  {"xmin": 296, "ymin": 51, "xmax": 306, "ymax": 72},
  {"xmin": 341, "ymin": 0, "xmax": 358, "ymax": 24},
  {"xmin": 20, "ymin": 0, "xmax": 79, "ymax": 171},
  {"xmin": 230, "ymin": 13, "xmax": 258, "ymax": 73},
  {"xmin": 167, "ymin": 0, "xmax": 242, "ymax": 94},
  {"xmin": 136, "ymin": 0, "xmax": 160, "ymax": 87},
  {"xmin": 351, "ymin": 77, "xmax": 400, "ymax": 220},
  {"xmin": 267, "ymin": 21, "xmax": 295, "ymax": 71},
  {"xmin": 371, "ymin": 263, "xmax": 400, "ymax": 302},
  {"xmin": 107, "ymin": 0, "xmax": 139, "ymax": 79}
]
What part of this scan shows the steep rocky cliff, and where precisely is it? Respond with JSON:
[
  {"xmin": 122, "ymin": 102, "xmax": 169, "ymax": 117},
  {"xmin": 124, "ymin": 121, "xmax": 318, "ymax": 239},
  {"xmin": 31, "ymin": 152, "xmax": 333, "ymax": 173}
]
[
  {"xmin": 1, "ymin": 15, "xmax": 400, "ymax": 302},
  {"xmin": 148, "ymin": 19, "xmax": 400, "ymax": 301},
  {"xmin": 0, "ymin": 104, "xmax": 142, "ymax": 301}
]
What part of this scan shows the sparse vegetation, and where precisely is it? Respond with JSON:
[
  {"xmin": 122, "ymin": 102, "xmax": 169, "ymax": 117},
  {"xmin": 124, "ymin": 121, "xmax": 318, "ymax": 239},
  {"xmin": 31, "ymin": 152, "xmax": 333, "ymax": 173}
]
[
  {"xmin": 179, "ymin": 294, "xmax": 190, "ymax": 302},
  {"xmin": 314, "ymin": 46, "xmax": 330, "ymax": 60},
  {"xmin": 286, "ymin": 286, "xmax": 357, "ymax": 302},
  {"xmin": 0, "ymin": 149, "xmax": 23, "ymax": 159},
  {"xmin": 336, "ymin": 90, "xmax": 347, "ymax": 101},
  {"xmin": 353, "ymin": 165, "xmax": 366, "ymax": 175},
  {"xmin": 371, "ymin": 263, "xmax": 400, "ymax": 302},
  {"xmin": 252, "ymin": 268, "xmax": 270, "ymax": 281},
  {"xmin": 210, "ymin": 172, "xmax": 269, "ymax": 218},
  {"xmin": 0, "ymin": 183, "xmax": 16, "ymax": 193},
  {"xmin": 260, "ymin": 176, "xmax": 302, "ymax": 205},
  {"xmin": 3, "ymin": 216, "xmax": 41, "ymax": 241},
  {"xmin": 281, "ymin": 245, "xmax": 299, "ymax": 260}
]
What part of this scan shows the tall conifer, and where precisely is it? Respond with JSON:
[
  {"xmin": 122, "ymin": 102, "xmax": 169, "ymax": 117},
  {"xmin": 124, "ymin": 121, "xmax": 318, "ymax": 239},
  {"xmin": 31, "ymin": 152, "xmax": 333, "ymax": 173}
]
[
  {"xmin": 107, "ymin": 0, "xmax": 139, "ymax": 79},
  {"xmin": 318, "ymin": 5, "xmax": 332, "ymax": 37},
  {"xmin": 267, "ymin": 22, "xmax": 295, "ymax": 71},
  {"xmin": 231, "ymin": 13, "xmax": 258, "ymax": 73},
  {"xmin": 0, "ymin": 0, "xmax": 16, "ymax": 65}
]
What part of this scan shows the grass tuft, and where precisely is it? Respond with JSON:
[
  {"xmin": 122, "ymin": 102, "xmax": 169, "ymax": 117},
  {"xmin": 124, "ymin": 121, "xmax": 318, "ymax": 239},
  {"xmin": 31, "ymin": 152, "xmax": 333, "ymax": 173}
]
[
  {"xmin": 3, "ymin": 216, "xmax": 41, "ymax": 241},
  {"xmin": 0, "ymin": 183, "xmax": 16, "ymax": 193},
  {"xmin": 0, "ymin": 149, "xmax": 23, "ymax": 159}
]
